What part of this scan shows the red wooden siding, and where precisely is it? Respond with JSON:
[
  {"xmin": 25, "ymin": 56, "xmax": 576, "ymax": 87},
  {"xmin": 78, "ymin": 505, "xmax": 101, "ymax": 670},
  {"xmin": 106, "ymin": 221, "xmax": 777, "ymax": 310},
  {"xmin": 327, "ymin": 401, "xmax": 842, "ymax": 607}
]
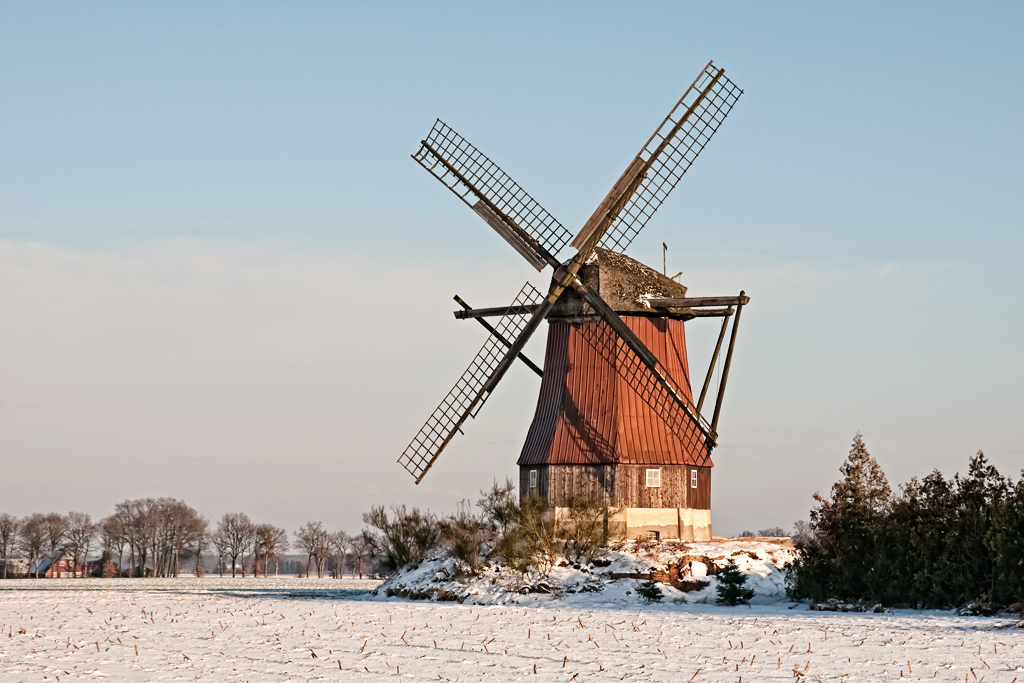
[{"xmin": 518, "ymin": 317, "xmax": 712, "ymax": 468}]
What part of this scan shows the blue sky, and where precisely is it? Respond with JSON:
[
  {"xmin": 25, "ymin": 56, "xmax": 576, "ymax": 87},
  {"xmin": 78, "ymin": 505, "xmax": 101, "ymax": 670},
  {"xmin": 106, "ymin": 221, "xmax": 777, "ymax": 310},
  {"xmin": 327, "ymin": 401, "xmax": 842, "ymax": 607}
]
[{"xmin": 1, "ymin": 2, "xmax": 1022, "ymax": 535}]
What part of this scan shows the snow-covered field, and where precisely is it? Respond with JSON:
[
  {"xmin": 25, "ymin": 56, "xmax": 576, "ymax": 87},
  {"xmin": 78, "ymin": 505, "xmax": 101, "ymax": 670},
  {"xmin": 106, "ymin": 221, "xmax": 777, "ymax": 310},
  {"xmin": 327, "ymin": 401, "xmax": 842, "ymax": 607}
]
[{"xmin": 1, "ymin": 576, "xmax": 1021, "ymax": 681}]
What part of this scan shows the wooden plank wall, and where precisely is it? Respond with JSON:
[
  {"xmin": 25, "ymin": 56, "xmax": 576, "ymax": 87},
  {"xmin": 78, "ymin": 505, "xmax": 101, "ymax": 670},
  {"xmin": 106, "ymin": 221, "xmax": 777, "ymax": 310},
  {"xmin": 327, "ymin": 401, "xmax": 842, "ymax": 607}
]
[
  {"xmin": 519, "ymin": 465, "xmax": 550, "ymax": 500},
  {"xmin": 520, "ymin": 464, "xmax": 712, "ymax": 509},
  {"xmin": 685, "ymin": 465, "xmax": 712, "ymax": 509},
  {"xmin": 613, "ymin": 465, "xmax": 687, "ymax": 508},
  {"xmin": 547, "ymin": 465, "xmax": 614, "ymax": 506}
]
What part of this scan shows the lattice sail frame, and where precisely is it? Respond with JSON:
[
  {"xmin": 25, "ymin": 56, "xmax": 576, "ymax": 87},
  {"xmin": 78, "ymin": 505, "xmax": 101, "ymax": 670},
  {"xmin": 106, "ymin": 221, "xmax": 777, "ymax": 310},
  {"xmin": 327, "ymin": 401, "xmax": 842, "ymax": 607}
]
[
  {"xmin": 413, "ymin": 120, "xmax": 573, "ymax": 267},
  {"xmin": 398, "ymin": 282, "xmax": 546, "ymax": 483},
  {"xmin": 574, "ymin": 318, "xmax": 713, "ymax": 466},
  {"xmin": 598, "ymin": 62, "xmax": 743, "ymax": 253}
]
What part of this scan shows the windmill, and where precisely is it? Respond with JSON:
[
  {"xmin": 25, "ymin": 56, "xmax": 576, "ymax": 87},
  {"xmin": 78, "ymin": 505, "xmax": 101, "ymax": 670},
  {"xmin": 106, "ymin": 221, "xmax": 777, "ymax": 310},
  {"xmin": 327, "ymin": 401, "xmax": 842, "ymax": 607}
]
[{"xmin": 399, "ymin": 61, "xmax": 748, "ymax": 540}]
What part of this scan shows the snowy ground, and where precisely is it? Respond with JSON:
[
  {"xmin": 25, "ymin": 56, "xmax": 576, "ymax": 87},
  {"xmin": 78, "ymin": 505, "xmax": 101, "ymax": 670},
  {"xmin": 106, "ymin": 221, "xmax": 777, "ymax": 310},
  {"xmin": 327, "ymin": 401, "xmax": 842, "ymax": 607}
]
[
  {"xmin": 1, "ymin": 577, "xmax": 1022, "ymax": 681},
  {"xmin": 376, "ymin": 539, "xmax": 799, "ymax": 607}
]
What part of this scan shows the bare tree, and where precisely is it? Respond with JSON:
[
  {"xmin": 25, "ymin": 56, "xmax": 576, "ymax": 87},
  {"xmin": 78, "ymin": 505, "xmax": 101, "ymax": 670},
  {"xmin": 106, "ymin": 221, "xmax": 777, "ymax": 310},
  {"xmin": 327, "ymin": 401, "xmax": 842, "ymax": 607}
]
[
  {"xmin": 190, "ymin": 517, "xmax": 210, "ymax": 576},
  {"xmin": 163, "ymin": 500, "xmax": 204, "ymax": 577},
  {"xmin": 107, "ymin": 498, "xmax": 208, "ymax": 577},
  {"xmin": 0, "ymin": 514, "xmax": 18, "ymax": 579},
  {"xmin": 210, "ymin": 527, "xmax": 228, "ymax": 577},
  {"xmin": 65, "ymin": 512, "xmax": 96, "ymax": 578},
  {"xmin": 214, "ymin": 513, "xmax": 254, "ymax": 578},
  {"xmin": 349, "ymin": 534, "xmax": 373, "ymax": 579},
  {"xmin": 18, "ymin": 514, "xmax": 47, "ymax": 578},
  {"xmin": 42, "ymin": 513, "xmax": 69, "ymax": 578},
  {"xmin": 329, "ymin": 531, "xmax": 351, "ymax": 578},
  {"xmin": 100, "ymin": 516, "xmax": 127, "ymax": 577},
  {"xmin": 295, "ymin": 522, "xmax": 330, "ymax": 578},
  {"xmin": 113, "ymin": 499, "xmax": 145, "ymax": 576},
  {"xmin": 253, "ymin": 524, "xmax": 288, "ymax": 577},
  {"xmin": 270, "ymin": 526, "xmax": 289, "ymax": 576}
]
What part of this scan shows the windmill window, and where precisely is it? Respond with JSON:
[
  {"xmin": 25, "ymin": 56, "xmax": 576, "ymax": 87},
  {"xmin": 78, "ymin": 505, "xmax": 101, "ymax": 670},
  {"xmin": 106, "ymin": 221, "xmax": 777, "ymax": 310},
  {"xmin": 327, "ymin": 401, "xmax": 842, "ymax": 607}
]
[
  {"xmin": 529, "ymin": 469, "xmax": 538, "ymax": 490},
  {"xmin": 691, "ymin": 470, "xmax": 698, "ymax": 488},
  {"xmin": 646, "ymin": 469, "xmax": 661, "ymax": 488}
]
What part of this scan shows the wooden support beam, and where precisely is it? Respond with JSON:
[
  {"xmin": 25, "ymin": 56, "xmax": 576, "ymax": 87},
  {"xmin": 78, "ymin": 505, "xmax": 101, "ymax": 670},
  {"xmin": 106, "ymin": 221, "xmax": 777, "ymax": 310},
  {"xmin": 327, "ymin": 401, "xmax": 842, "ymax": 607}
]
[
  {"xmin": 454, "ymin": 304, "xmax": 541, "ymax": 319},
  {"xmin": 688, "ymin": 308, "xmax": 734, "ymax": 318},
  {"xmin": 710, "ymin": 291, "xmax": 745, "ymax": 435},
  {"xmin": 647, "ymin": 295, "xmax": 750, "ymax": 308},
  {"xmin": 697, "ymin": 310, "xmax": 731, "ymax": 415},
  {"xmin": 453, "ymin": 296, "xmax": 543, "ymax": 378}
]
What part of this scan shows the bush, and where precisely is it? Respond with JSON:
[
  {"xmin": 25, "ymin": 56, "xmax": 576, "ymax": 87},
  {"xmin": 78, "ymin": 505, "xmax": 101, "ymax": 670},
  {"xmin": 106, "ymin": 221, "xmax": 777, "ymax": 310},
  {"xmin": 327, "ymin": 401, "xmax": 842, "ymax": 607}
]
[
  {"xmin": 495, "ymin": 495, "xmax": 558, "ymax": 574},
  {"xmin": 439, "ymin": 501, "xmax": 486, "ymax": 574},
  {"xmin": 477, "ymin": 479, "xmax": 519, "ymax": 538},
  {"xmin": 716, "ymin": 558, "xmax": 754, "ymax": 605},
  {"xmin": 758, "ymin": 527, "xmax": 787, "ymax": 538},
  {"xmin": 559, "ymin": 494, "xmax": 608, "ymax": 564},
  {"xmin": 361, "ymin": 505, "xmax": 440, "ymax": 572}
]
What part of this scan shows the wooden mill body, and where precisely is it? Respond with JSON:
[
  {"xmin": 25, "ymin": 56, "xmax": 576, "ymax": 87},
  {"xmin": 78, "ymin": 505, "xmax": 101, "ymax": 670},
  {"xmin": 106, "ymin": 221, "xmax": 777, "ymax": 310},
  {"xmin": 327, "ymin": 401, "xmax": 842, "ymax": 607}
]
[{"xmin": 517, "ymin": 249, "xmax": 714, "ymax": 540}]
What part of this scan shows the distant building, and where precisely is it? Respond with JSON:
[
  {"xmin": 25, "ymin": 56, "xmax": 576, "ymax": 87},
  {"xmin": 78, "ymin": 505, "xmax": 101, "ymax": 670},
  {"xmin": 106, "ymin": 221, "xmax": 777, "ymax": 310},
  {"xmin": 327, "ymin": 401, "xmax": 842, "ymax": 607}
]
[
  {"xmin": 32, "ymin": 551, "xmax": 83, "ymax": 578},
  {"xmin": 4, "ymin": 558, "xmax": 30, "ymax": 576}
]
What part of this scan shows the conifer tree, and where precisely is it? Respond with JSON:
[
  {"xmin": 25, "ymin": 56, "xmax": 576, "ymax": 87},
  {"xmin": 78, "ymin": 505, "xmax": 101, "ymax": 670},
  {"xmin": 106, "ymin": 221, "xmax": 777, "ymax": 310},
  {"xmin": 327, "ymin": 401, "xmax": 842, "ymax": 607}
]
[
  {"xmin": 987, "ymin": 469, "xmax": 1024, "ymax": 604},
  {"xmin": 716, "ymin": 558, "xmax": 754, "ymax": 605},
  {"xmin": 789, "ymin": 433, "xmax": 891, "ymax": 602},
  {"xmin": 635, "ymin": 579, "xmax": 663, "ymax": 603}
]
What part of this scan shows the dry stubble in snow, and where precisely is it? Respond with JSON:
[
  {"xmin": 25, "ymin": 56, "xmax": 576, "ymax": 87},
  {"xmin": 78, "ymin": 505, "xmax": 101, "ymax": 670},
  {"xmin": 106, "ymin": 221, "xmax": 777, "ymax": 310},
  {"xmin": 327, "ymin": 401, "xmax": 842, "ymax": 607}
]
[{"xmin": 0, "ymin": 578, "xmax": 1022, "ymax": 681}]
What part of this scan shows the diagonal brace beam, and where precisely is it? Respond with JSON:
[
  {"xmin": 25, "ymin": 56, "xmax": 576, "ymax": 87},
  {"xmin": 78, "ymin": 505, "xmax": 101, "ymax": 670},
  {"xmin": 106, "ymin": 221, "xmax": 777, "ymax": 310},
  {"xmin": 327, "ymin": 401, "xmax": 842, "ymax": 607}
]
[{"xmin": 453, "ymin": 296, "xmax": 543, "ymax": 378}]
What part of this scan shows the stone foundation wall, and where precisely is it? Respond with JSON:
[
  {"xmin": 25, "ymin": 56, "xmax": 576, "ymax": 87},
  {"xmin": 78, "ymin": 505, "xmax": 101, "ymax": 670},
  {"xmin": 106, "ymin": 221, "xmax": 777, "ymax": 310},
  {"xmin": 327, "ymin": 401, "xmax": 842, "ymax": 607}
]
[{"xmin": 554, "ymin": 506, "xmax": 712, "ymax": 541}]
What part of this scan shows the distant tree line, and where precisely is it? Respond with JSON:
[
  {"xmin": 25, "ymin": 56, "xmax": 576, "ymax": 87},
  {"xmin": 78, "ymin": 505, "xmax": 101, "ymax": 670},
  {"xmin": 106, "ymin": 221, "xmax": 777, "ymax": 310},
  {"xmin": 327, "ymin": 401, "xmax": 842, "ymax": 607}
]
[
  {"xmin": 0, "ymin": 498, "xmax": 378, "ymax": 579},
  {"xmin": 789, "ymin": 434, "xmax": 1024, "ymax": 611}
]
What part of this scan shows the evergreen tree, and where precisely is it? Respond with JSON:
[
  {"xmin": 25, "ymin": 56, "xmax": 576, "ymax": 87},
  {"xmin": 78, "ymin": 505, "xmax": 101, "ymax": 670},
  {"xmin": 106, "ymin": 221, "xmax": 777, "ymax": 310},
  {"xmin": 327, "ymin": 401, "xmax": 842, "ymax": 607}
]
[
  {"xmin": 987, "ymin": 471, "xmax": 1024, "ymax": 605},
  {"xmin": 792, "ymin": 444, "xmax": 1020, "ymax": 610},
  {"xmin": 635, "ymin": 579, "xmax": 663, "ymax": 603},
  {"xmin": 939, "ymin": 452, "xmax": 1006, "ymax": 606},
  {"xmin": 789, "ymin": 433, "xmax": 891, "ymax": 602},
  {"xmin": 716, "ymin": 558, "xmax": 754, "ymax": 605}
]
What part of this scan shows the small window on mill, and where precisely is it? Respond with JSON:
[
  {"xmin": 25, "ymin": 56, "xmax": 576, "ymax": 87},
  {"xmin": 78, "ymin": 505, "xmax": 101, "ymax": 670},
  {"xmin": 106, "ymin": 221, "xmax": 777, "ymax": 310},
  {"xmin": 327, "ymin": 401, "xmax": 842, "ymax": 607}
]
[
  {"xmin": 529, "ymin": 469, "xmax": 538, "ymax": 490},
  {"xmin": 646, "ymin": 469, "xmax": 661, "ymax": 488},
  {"xmin": 691, "ymin": 469, "xmax": 698, "ymax": 488}
]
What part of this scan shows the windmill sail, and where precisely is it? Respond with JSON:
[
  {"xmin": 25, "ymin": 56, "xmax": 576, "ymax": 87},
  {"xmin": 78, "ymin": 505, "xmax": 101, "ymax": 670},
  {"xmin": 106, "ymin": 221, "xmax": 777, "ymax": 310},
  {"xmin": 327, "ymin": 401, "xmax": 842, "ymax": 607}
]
[
  {"xmin": 413, "ymin": 120, "xmax": 573, "ymax": 268},
  {"xmin": 398, "ymin": 282, "xmax": 545, "ymax": 483},
  {"xmin": 573, "ymin": 62, "xmax": 743, "ymax": 254}
]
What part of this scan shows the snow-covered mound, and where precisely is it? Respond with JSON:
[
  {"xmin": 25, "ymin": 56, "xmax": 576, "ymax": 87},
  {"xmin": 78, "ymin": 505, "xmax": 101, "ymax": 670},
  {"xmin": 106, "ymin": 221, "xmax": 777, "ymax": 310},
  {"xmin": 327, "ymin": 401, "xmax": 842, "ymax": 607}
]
[{"xmin": 371, "ymin": 537, "xmax": 797, "ymax": 608}]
